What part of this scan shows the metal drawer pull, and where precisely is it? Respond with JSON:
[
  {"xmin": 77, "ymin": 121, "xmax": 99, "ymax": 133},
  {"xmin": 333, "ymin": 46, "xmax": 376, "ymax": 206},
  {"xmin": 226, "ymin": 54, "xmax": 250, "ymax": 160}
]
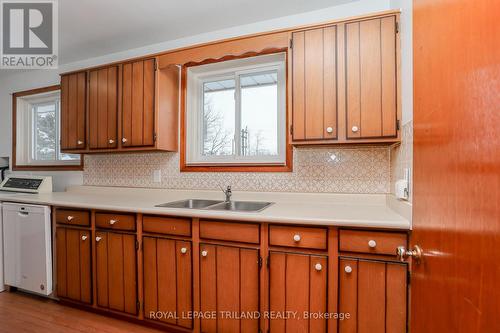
[
  {"xmin": 293, "ymin": 234, "xmax": 301, "ymax": 242},
  {"xmin": 96, "ymin": 236, "xmax": 102, "ymax": 242},
  {"xmin": 344, "ymin": 265, "xmax": 353, "ymax": 274},
  {"xmin": 109, "ymin": 219, "xmax": 118, "ymax": 225},
  {"xmin": 67, "ymin": 215, "xmax": 74, "ymax": 221},
  {"xmin": 81, "ymin": 235, "xmax": 88, "ymax": 241},
  {"xmin": 201, "ymin": 250, "xmax": 208, "ymax": 257},
  {"xmin": 315, "ymin": 263, "xmax": 323, "ymax": 271},
  {"xmin": 180, "ymin": 247, "xmax": 188, "ymax": 254},
  {"xmin": 368, "ymin": 240, "xmax": 377, "ymax": 248}
]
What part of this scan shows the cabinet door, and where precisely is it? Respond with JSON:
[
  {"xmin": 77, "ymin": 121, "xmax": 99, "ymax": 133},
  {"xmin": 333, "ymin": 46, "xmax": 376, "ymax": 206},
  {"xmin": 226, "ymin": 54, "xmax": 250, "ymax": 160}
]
[
  {"xmin": 122, "ymin": 59, "xmax": 155, "ymax": 147},
  {"xmin": 292, "ymin": 26, "xmax": 337, "ymax": 141},
  {"xmin": 95, "ymin": 231, "xmax": 137, "ymax": 314},
  {"xmin": 269, "ymin": 252, "xmax": 327, "ymax": 333},
  {"xmin": 143, "ymin": 237, "xmax": 192, "ymax": 329},
  {"xmin": 199, "ymin": 244, "xmax": 259, "ymax": 333},
  {"xmin": 345, "ymin": 16, "xmax": 398, "ymax": 139},
  {"xmin": 339, "ymin": 258, "xmax": 407, "ymax": 333},
  {"xmin": 61, "ymin": 72, "xmax": 87, "ymax": 150},
  {"xmin": 89, "ymin": 66, "xmax": 118, "ymax": 149},
  {"xmin": 56, "ymin": 227, "xmax": 92, "ymax": 303}
]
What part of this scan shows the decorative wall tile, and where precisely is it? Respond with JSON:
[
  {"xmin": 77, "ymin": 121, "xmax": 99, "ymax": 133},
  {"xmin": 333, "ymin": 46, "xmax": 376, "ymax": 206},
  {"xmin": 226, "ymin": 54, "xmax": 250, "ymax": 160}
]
[
  {"xmin": 390, "ymin": 121, "xmax": 413, "ymax": 202},
  {"xmin": 83, "ymin": 146, "xmax": 392, "ymax": 194}
]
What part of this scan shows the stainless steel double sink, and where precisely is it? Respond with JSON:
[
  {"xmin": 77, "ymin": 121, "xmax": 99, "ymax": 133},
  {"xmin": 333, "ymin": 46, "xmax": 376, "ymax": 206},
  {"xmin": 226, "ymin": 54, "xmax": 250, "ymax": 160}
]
[{"xmin": 156, "ymin": 199, "xmax": 273, "ymax": 212}]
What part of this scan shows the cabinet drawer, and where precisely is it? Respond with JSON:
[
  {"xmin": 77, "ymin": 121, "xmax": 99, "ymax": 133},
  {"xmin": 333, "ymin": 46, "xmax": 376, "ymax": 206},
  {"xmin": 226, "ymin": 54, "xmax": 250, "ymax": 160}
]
[
  {"xmin": 339, "ymin": 229, "xmax": 407, "ymax": 256},
  {"xmin": 269, "ymin": 225, "xmax": 327, "ymax": 250},
  {"xmin": 96, "ymin": 213, "xmax": 136, "ymax": 231},
  {"xmin": 56, "ymin": 209, "xmax": 90, "ymax": 227},
  {"xmin": 143, "ymin": 215, "xmax": 191, "ymax": 236},
  {"xmin": 199, "ymin": 220, "xmax": 260, "ymax": 244}
]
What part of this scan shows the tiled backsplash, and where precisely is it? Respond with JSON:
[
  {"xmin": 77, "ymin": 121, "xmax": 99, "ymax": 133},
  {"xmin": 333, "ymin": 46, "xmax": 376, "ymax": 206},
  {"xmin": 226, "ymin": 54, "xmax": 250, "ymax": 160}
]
[
  {"xmin": 84, "ymin": 146, "xmax": 392, "ymax": 194},
  {"xmin": 390, "ymin": 121, "xmax": 413, "ymax": 202}
]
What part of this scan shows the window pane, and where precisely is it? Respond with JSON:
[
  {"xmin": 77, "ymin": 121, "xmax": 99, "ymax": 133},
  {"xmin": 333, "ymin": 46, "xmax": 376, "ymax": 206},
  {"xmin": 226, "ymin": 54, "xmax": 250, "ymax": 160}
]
[
  {"xmin": 202, "ymin": 79, "xmax": 235, "ymax": 156},
  {"xmin": 241, "ymin": 71, "xmax": 278, "ymax": 156},
  {"xmin": 34, "ymin": 104, "xmax": 57, "ymax": 160},
  {"xmin": 59, "ymin": 153, "xmax": 80, "ymax": 161}
]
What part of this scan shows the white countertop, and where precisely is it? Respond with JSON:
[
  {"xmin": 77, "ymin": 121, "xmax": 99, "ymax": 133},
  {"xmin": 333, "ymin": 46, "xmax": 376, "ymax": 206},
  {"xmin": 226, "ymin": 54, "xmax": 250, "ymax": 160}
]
[{"xmin": 0, "ymin": 186, "xmax": 411, "ymax": 230}]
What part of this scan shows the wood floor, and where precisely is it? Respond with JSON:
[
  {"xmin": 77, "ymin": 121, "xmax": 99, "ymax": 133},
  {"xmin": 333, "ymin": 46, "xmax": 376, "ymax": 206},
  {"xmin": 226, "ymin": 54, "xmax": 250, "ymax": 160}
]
[{"xmin": 0, "ymin": 291, "xmax": 162, "ymax": 333}]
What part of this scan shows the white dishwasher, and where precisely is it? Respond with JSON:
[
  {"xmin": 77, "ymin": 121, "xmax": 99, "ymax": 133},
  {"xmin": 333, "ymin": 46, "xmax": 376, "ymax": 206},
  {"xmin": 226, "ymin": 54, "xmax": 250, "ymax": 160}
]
[{"xmin": 2, "ymin": 203, "xmax": 53, "ymax": 296}]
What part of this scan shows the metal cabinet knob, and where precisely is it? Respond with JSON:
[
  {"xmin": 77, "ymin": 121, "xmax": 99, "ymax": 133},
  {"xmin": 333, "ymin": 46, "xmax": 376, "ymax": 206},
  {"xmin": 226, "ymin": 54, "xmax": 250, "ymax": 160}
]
[
  {"xmin": 96, "ymin": 236, "xmax": 102, "ymax": 242},
  {"xmin": 315, "ymin": 263, "xmax": 323, "ymax": 271},
  {"xmin": 67, "ymin": 215, "xmax": 74, "ymax": 221},
  {"xmin": 293, "ymin": 234, "xmax": 301, "ymax": 242},
  {"xmin": 81, "ymin": 235, "xmax": 88, "ymax": 241},
  {"xmin": 122, "ymin": 138, "xmax": 127, "ymax": 143},
  {"xmin": 77, "ymin": 140, "xmax": 84, "ymax": 145},
  {"xmin": 396, "ymin": 245, "xmax": 423, "ymax": 263},
  {"xmin": 109, "ymin": 219, "xmax": 118, "ymax": 225},
  {"xmin": 108, "ymin": 139, "xmax": 115, "ymax": 144},
  {"xmin": 180, "ymin": 247, "xmax": 188, "ymax": 254},
  {"xmin": 201, "ymin": 250, "xmax": 208, "ymax": 257},
  {"xmin": 351, "ymin": 126, "xmax": 359, "ymax": 133},
  {"xmin": 326, "ymin": 127, "xmax": 333, "ymax": 133},
  {"xmin": 344, "ymin": 265, "xmax": 353, "ymax": 274},
  {"xmin": 368, "ymin": 240, "xmax": 377, "ymax": 248}
]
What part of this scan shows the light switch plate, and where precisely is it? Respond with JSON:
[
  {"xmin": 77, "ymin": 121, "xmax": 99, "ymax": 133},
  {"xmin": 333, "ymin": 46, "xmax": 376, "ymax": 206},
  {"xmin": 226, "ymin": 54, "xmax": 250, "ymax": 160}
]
[{"xmin": 153, "ymin": 170, "xmax": 162, "ymax": 183}]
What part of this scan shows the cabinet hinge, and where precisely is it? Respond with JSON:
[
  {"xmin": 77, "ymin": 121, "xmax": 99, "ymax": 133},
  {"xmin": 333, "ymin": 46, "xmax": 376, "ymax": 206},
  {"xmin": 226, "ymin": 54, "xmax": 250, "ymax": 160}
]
[
  {"xmin": 290, "ymin": 125, "xmax": 293, "ymax": 136},
  {"xmin": 136, "ymin": 301, "xmax": 141, "ymax": 313},
  {"xmin": 136, "ymin": 240, "xmax": 140, "ymax": 250},
  {"xmin": 395, "ymin": 21, "xmax": 399, "ymax": 33},
  {"xmin": 396, "ymin": 119, "xmax": 401, "ymax": 131},
  {"xmin": 289, "ymin": 38, "xmax": 293, "ymax": 49},
  {"xmin": 154, "ymin": 60, "xmax": 158, "ymax": 71},
  {"xmin": 407, "ymin": 270, "xmax": 411, "ymax": 285},
  {"xmin": 153, "ymin": 133, "xmax": 157, "ymax": 142},
  {"xmin": 266, "ymin": 256, "xmax": 270, "ymax": 268},
  {"xmin": 258, "ymin": 256, "xmax": 263, "ymax": 269}
]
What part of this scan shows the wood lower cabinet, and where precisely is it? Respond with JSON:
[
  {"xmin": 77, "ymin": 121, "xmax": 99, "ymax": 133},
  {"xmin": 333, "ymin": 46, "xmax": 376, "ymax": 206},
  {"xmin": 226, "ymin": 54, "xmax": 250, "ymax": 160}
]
[
  {"xmin": 56, "ymin": 227, "xmax": 92, "ymax": 303},
  {"xmin": 143, "ymin": 237, "xmax": 193, "ymax": 329},
  {"xmin": 95, "ymin": 231, "xmax": 138, "ymax": 314},
  {"xmin": 60, "ymin": 71, "xmax": 87, "ymax": 150},
  {"xmin": 269, "ymin": 251, "xmax": 328, "ymax": 333},
  {"xmin": 89, "ymin": 65, "xmax": 119, "ymax": 150},
  {"xmin": 339, "ymin": 258, "xmax": 407, "ymax": 333},
  {"xmin": 199, "ymin": 244, "xmax": 260, "ymax": 333}
]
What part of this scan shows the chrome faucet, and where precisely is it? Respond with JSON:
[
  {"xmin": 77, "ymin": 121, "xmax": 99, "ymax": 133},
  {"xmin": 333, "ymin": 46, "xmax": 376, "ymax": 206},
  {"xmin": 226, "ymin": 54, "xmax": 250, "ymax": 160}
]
[{"xmin": 220, "ymin": 185, "xmax": 232, "ymax": 202}]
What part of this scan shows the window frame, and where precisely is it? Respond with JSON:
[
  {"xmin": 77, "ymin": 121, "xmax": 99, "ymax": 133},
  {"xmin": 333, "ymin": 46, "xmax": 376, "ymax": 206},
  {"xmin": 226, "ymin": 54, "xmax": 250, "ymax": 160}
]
[
  {"xmin": 12, "ymin": 85, "xmax": 83, "ymax": 171},
  {"xmin": 181, "ymin": 50, "xmax": 292, "ymax": 172}
]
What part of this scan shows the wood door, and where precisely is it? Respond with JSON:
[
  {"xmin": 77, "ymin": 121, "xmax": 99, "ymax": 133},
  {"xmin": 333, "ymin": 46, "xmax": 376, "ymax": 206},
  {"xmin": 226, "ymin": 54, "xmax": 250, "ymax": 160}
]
[
  {"xmin": 143, "ymin": 237, "xmax": 192, "ymax": 329},
  {"xmin": 338, "ymin": 258, "xmax": 407, "ymax": 333},
  {"xmin": 345, "ymin": 16, "xmax": 397, "ymax": 139},
  {"xmin": 292, "ymin": 26, "xmax": 337, "ymax": 141},
  {"xmin": 56, "ymin": 227, "xmax": 92, "ymax": 304},
  {"xmin": 199, "ymin": 244, "xmax": 259, "ymax": 333},
  {"xmin": 60, "ymin": 72, "xmax": 87, "ymax": 150},
  {"xmin": 122, "ymin": 58, "xmax": 155, "ymax": 147},
  {"xmin": 411, "ymin": 1, "xmax": 500, "ymax": 332},
  {"xmin": 95, "ymin": 231, "xmax": 137, "ymax": 314},
  {"xmin": 269, "ymin": 252, "xmax": 328, "ymax": 333},
  {"xmin": 89, "ymin": 66, "xmax": 118, "ymax": 149}
]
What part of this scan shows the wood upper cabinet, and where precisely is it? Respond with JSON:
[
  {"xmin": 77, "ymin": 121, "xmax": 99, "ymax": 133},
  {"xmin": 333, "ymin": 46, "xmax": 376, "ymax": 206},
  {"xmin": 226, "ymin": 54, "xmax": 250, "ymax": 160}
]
[
  {"xmin": 60, "ymin": 72, "xmax": 87, "ymax": 150},
  {"xmin": 199, "ymin": 244, "xmax": 260, "ymax": 333},
  {"xmin": 122, "ymin": 59, "xmax": 156, "ymax": 147},
  {"xmin": 292, "ymin": 26, "xmax": 338, "ymax": 141},
  {"xmin": 95, "ymin": 231, "xmax": 137, "ymax": 315},
  {"xmin": 143, "ymin": 237, "xmax": 192, "ymax": 329},
  {"xmin": 339, "ymin": 258, "xmax": 407, "ymax": 333},
  {"xmin": 89, "ymin": 66, "xmax": 119, "ymax": 149},
  {"xmin": 269, "ymin": 252, "xmax": 328, "ymax": 333},
  {"xmin": 56, "ymin": 227, "xmax": 92, "ymax": 304},
  {"xmin": 345, "ymin": 16, "xmax": 398, "ymax": 139}
]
